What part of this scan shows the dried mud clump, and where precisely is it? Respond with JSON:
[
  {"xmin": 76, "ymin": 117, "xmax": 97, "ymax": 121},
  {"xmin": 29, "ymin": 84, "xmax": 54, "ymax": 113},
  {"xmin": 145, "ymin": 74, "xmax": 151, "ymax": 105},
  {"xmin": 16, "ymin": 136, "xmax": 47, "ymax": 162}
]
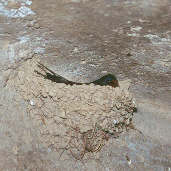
[{"xmin": 8, "ymin": 58, "xmax": 136, "ymax": 159}]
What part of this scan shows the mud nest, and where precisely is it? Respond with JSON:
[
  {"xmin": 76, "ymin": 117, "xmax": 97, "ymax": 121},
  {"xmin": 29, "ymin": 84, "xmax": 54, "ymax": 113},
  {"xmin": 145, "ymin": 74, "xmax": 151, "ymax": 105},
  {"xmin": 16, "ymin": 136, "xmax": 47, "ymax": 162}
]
[{"xmin": 8, "ymin": 58, "xmax": 136, "ymax": 159}]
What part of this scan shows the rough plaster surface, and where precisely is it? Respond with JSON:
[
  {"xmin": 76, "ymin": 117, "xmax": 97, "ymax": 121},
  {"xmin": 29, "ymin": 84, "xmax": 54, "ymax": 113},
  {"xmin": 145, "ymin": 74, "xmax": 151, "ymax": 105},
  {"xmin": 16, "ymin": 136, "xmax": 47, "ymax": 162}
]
[{"xmin": 0, "ymin": 0, "xmax": 171, "ymax": 170}]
